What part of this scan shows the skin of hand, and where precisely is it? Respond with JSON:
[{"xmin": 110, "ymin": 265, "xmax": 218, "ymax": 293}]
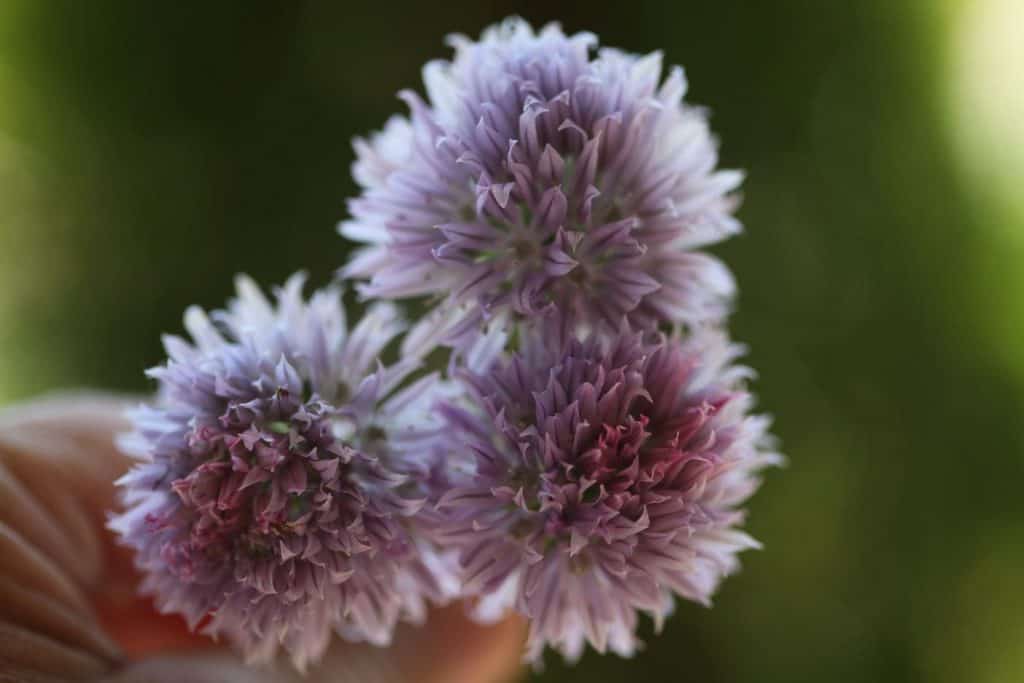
[{"xmin": 0, "ymin": 394, "xmax": 527, "ymax": 683}]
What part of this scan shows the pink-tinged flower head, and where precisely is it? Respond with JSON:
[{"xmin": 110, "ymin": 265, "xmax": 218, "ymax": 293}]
[
  {"xmin": 110, "ymin": 274, "xmax": 449, "ymax": 671},
  {"xmin": 432, "ymin": 317, "xmax": 779, "ymax": 662},
  {"xmin": 343, "ymin": 18, "xmax": 741, "ymax": 336}
]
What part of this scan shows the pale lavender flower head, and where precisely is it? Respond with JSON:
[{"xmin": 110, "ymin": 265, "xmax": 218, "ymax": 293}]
[
  {"xmin": 109, "ymin": 274, "xmax": 449, "ymax": 671},
  {"xmin": 432, "ymin": 317, "xmax": 779, "ymax": 662},
  {"xmin": 343, "ymin": 18, "xmax": 741, "ymax": 335}
]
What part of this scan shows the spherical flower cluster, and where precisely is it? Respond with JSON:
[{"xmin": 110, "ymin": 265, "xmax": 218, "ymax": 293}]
[
  {"xmin": 110, "ymin": 274, "xmax": 449, "ymax": 670},
  {"xmin": 343, "ymin": 18, "xmax": 741, "ymax": 334},
  {"xmin": 432, "ymin": 318, "xmax": 779, "ymax": 662}
]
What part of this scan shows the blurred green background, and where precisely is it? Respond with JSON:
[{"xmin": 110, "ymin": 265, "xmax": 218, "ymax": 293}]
[{"xmin": 2, "ymin": 1, "xmax": 1023, "ymax": 681}]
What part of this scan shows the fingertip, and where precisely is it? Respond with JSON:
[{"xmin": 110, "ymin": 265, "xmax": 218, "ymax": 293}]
[
  {"xmin": 394, "ymin": 604, "xmax": 528, "ymax": 683},
  {"xmin": 0, "ymin": 618, "xmax": 112, "ymax": 680}
]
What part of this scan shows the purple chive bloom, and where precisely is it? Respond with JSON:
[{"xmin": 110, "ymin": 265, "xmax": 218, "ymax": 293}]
[
  {"xmin": 432, "ymin": 317, "xmax": 779, "ymax": 662},
  {"xmin": 342, "ymin": 18, "xmax": 741, "ymax": 335},
  {"xmin": 110, "ymin": 274, "xmax": 450, "ymax": 671}
]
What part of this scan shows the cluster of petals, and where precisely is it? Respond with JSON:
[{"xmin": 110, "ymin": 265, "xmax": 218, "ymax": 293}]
[
  {"xmin": 343, "ymin": 18, "xmax": 742, "ymax": 335},
  {"xmin": 431, "ymin": 317, "xmax": 779, "ymax": 661},
  {"xmin": 111, "ymin": 274, "xmax": 449, "ymax": 670}
]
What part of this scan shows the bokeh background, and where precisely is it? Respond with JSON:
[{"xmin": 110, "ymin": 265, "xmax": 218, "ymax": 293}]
[{"xmin": 2, "ymin": 1, "xmax": 1022, "ymax": 681}]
